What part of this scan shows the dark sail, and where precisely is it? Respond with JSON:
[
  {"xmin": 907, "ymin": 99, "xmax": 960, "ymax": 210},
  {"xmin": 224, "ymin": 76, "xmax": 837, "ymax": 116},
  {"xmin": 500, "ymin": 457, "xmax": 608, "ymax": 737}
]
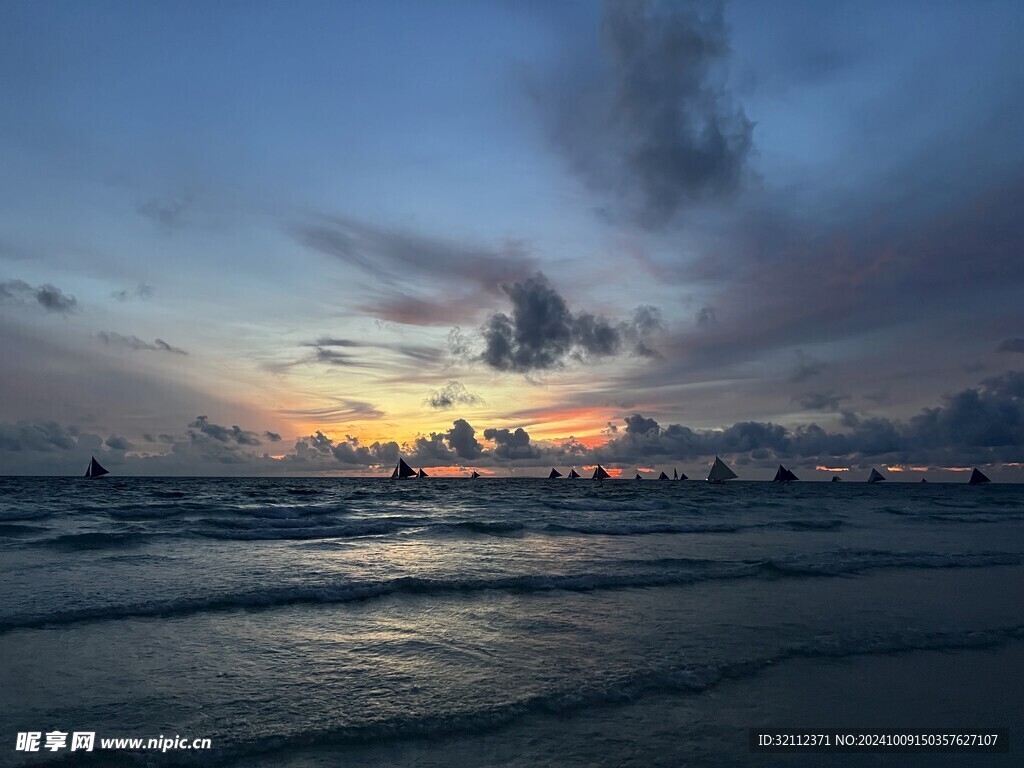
[
  {"xmin": 968, "ymin": 468, "xmax": 990, "ymax": 485},
  {"xmin": 672, "ymin": 468, "xmax": 678, "ymax": 480},
  {"xmin": 417, "ymin": 468, "xmax": 429, "ymax": 478},
  {"xmin": 390, "ymin": 458, "xmax": 416, "ymax": 479},
  {"xmin": 658, "ymin": 471, "xmax": 669, "ymax": 480},
  {"xmin": 707, "ymin": 456, "xmax": 737, "ymax": 483},
  {"xmin": 84, "ymin": 456, "xmax": 109, "ymax": 479},
  {"xmin": 470, "ymin": 470, "xmax": 480, "ymax": 479},
  {"xmin": 592, "ymin": 464, "xmax": 611, "ymax": 480},
  {"xmin": 921, "ymin": 478, "xmax": 928, "ymax": 483},
  {"xmin": 867, "ymin": 468, "xmax": 885, "ymax": 483},
  {"xmin": 634, "ymin": 472, "xmax": 642, "ymax": 480},
  {"xmin": 772, "ymin": 465, "xmax": 788, "ymax": 483},
  {"xmin": 678, "ymin": 471, "xmax": 688, "ymax": 480},
  {"xmin": 567, "ymin": 468, "xmax": 581, "ymax": 479},
  {"xmin": 548, "ymin": 468, "xmax": 563, "ymax": 479},
  {"xmin": 785, "ymin": 468, "xmax": 799, "ymax": 482},
  {"xmin": 831, "ymin": 475, "xmax": 841, "ymax": 482}
]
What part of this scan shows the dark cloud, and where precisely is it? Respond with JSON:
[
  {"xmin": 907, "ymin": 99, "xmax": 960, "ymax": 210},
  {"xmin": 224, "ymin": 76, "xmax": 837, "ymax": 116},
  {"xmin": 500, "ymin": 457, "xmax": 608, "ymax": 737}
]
[
  {"xmin": 794, "ymin": 391, "xmax": 850, "ymax": 411},
  {"xmin": 594, "ymin": 371, "xmax": 1024, "ymax": 467},
  {"xmin": 405, "ymin": 420, "xmax": 485, "ymax": 464},
  {"xmin": 310, "ymin": 337, "xmax": 363, "ymax": 348},
  {"xmin": 188, "ymin": 416, "xmax": 262, "ymax": 446},
  {"xmin": 426, "ymin": 381, "xmax": 484, "ymax": 410},
  {"xmin": 111, "ymin": 283, "xmax": 155, "ymax": 302},
  {"xmin": 696, "ymin": 306, "xmax": 716, "ymax": 328},
  {"xmin": 153, "ymin": 339, "xmax": 186, "ymax": 355},
  {"xmin": 290, "ymin": 431, "xmax": 399, "ymax": 468},
  {"xmin": 264, "ymin": 431, "xmax": 282, "ymax": 442},
  {"xmin": 908, "ymin": 370, "xmax": 1024, "ymax": 450},
  {"xmin": 2, "ymin": 370, "xmax": 1021, "ymax": 474},
  {"xmin": 0, "ymin": 420, "xmax": 83, "ymax": 452},
  {"xmin": 998, "ymin": 338, "xmax": 1024, "ymax": 354},
  {"xmin": 478, "ymin": 273, "xmax": 660, "ymax": 372},
  {"xmin": 410, "ymin": 432, "xmax": 455, "ymax": 463},
  {"xmin": 98, "ymin": 332, "xmax": 188, "ymax": 355},
  {"xmin": 483, "ymin": 427, "xmax": 542, "ymax": 460},
  {"xmin": 314, "ymin": 347, "xmax": 358, "ymax": 366},
  {"xmin": 625, "ymin": 413, "xmax": 660, "ymax": 436},
  {"xmin": 446, "ymin": 418, "xmax": 483, "ymax": 460},
  {"xmin": 105, "ymin": 435, "xmax": 133, "ymax": 451},
  {"xmin": 790, "ymin": 351, "xmax": 825, "ymax": 383},
  {"xmin": 632, "ymin": 305, "xmax": 664, "ymax": 334},
  {"xmin": 535, "ymin": 0, "xmax": 753, "ymax": 228},
  {"xmin": 0, "ymin": 279, "xmax": 78, "ymax": 314}
]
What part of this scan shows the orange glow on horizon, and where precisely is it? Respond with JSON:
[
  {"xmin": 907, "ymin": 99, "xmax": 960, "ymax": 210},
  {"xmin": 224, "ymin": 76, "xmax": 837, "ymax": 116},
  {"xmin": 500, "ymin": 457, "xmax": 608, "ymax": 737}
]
[{"xmin": 816, "ymin": 465, "xmax": 849, "ymax": 472}]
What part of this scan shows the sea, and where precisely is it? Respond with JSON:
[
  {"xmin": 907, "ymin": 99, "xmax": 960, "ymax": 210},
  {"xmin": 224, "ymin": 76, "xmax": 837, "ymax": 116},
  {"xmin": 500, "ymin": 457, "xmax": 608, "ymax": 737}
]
[{"xmin": 1, "ymin": 476, "xmax": 1023, "ymax": 767}]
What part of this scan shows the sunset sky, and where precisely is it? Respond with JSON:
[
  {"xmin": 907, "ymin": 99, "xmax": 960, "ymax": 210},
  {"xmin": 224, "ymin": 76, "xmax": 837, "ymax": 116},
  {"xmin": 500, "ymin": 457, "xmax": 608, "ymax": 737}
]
[{"xmin": 2, "ymin": 0, "xmax": 1023, "ymax": 478}]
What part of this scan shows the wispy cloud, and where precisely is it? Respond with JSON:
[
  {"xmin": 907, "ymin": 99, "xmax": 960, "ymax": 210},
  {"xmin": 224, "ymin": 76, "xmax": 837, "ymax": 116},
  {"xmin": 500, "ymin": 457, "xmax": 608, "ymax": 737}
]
[
  {"xmin": 111, "ymin": 283, "xmax": 155, "ymax": 302},
  {"xmin": 292, "ymin": 214, "xmax": 539, "ymax": 325},
  {"xmin": 0, "ymin": 280, "xmax": 78, "ymax": 314},
  {"xmin": 425, "ymin": 381, "xmax": 483, "ymax": 410},
  {"xmin": 98, "ymin": 331, "xmax": 188, "ymax": 355},
  {"xmin": 278, "ymin": 399, "xmax": 385, "ymax": 424}
]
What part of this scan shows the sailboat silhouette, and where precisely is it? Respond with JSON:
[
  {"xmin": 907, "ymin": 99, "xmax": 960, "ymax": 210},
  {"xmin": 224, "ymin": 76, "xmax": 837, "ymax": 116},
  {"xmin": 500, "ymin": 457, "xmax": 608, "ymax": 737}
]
[
  {"xmin": 84, "ymin": 456, "xmax": 109, "ymax": 479},
  {"xmin": 707, "ymin": 456, "xmax": 737, "ymax": 484},
  {"xmin": 390, "ymin": 458, "xmax": 416, "ymax": 479}
]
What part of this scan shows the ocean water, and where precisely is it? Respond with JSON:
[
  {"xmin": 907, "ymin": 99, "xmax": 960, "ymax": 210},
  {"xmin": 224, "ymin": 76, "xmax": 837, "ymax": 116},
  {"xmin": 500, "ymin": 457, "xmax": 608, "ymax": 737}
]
[{"xmin": 1, "ymin": 476, "xmax": 1023, "ymax": 766}]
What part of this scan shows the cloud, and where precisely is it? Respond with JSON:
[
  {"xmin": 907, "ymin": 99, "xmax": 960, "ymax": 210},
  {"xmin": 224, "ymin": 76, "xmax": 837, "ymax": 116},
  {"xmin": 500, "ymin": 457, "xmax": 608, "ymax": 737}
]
[
  {"xmin": 289, "ymin": 431, "xmax": 399, "ymax": 469},
  {"xmin": 188, "ymin": 416, "xmax": 262, "ymax": 446},
  {"xmin": 998, "ymin": 338, "xmax": 1024, "ymax": 354},
  {"xmin": 309, "ymin": 337, "xmax": 363, "ymax": 348},
  {"xmin": 1, "ymin": 370, "xmax": 1021, "ymax": 474},
  {"xmin": 295, "ymin": 338, "xmax": 444, "ymax": 371},
  {"xmin": 406, "ymin": 419, "xmax": 485, "ymax": 463},
  {"xmin": 794, "ymin": 391, "xmax": 850, "ymax": 411},
  {"xmin": 483, "ymin": 426, "xmax": 542, "ymax": 460},
  {"xmin": 111, "ymin": 283, "xmax": 155, "ymax": 302},
  {"xmin": 696, "ymin": 306, "xmax": 716, "ymax": 328},
  {"xmin": 278, "ymin": 399, "xmax": 384, "ymax": 424},
  {"xmin": 0, "ymin": 279, "xmax": 78, "ymax": 314},
  {"xmin": 137, "ymin": 195, "xmax": 191, "ymax": 228},
  {"xmin": 446, "ymin": 418, "xmax": 483, "ymax": 460},
  {"xmin": 593, "ymin": 370, "xmax": 1024, "ymax": 467},
  {"xmin": 97, "ymin": 331, "xmax": 188, "ymax": 355},
  {"xmin": 534, "ymin": 0, "xmax": 753, "ymax": 228},
  {"xmin": 409, "ymin": 432, "xmax": 455, "ymax": 463},
  {"xmin": 478, "ymin": 272, "xmax": 660, "ymax": 372},
  {"xmin": 264, "ymin": 431, "xmax": 282, "ymax": 442},
  {"xmin": 105, "ymin": 435, "xmax": 133, "ymax": 451},
  {"xmin": 292, "ymin": 214, "xmax": 539, "ymax": 325},
  {"xmin": 0, "ymin": 420, "xmax": 86, "ymax": 453},
  {"xmin": 314, "ymin": 347, "xmax": 359, "ymax": 366},
  {"xmin": 426, "ymin": 381, "xmax": 483, "ymax": 410},
  {"xmin": 789, "ymin": 351, "xmax": 825, "ymax": 383}
]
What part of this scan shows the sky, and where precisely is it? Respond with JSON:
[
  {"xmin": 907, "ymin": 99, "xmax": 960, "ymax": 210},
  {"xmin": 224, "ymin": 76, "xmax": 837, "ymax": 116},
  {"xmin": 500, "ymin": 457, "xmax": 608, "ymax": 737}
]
[{"xmin": 2, "ymin": 0, "xmax": 1023, "ymax": 478}]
